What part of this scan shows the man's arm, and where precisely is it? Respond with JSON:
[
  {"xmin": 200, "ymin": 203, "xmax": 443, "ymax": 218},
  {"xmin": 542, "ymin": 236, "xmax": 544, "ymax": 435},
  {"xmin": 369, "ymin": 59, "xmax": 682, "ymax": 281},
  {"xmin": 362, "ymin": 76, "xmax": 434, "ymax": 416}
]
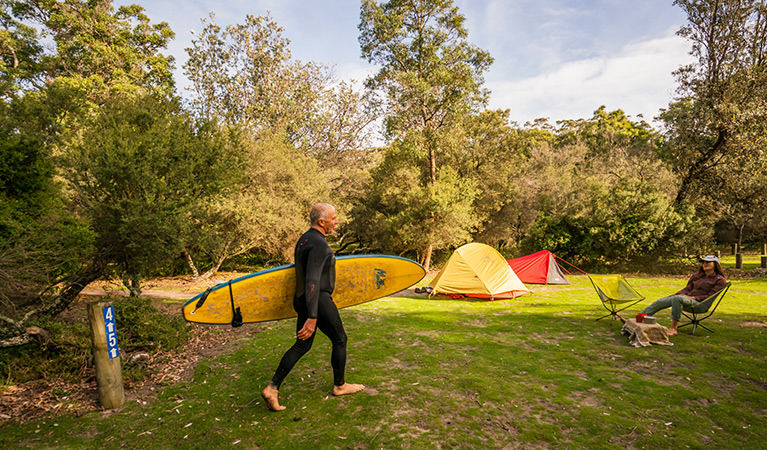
[
  {"xmin": 297, "ymin": 245, "xmax": 332, "ymax": 340},
  {"xmin": 303, "ymin": 246, "xmax": 329, "ymax": 319}
]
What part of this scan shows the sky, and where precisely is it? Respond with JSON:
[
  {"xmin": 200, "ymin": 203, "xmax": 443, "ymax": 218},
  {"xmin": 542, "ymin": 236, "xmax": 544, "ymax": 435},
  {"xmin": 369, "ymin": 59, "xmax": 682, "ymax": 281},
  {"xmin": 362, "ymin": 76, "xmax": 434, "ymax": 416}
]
[{"xmin": 119, "ymin": 0, "xmax": 696, "ymax": 126}]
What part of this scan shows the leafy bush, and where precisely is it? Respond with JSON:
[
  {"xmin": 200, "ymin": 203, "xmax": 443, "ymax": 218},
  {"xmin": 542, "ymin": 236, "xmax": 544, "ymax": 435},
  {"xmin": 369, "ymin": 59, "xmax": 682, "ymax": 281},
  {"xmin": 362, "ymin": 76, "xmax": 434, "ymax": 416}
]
[
  {"xmin": 523, "ymin": 180, "xmax": 702, "ymax": 271},
  {"xmin": 0, "ymin": 297, "xmax": 190, "ymax": 385},
  {"xmin": 112, "ymin": 296, "xmax": 190, "ymax": 352}
]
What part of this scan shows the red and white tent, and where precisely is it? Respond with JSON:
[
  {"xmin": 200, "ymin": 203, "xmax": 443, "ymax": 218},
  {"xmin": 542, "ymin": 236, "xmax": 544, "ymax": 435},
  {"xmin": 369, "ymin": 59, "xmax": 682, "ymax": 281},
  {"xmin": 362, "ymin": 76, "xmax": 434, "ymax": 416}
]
[{"xmin": 507, "ymin": 250, "xmax": 571, "ymax": 285}]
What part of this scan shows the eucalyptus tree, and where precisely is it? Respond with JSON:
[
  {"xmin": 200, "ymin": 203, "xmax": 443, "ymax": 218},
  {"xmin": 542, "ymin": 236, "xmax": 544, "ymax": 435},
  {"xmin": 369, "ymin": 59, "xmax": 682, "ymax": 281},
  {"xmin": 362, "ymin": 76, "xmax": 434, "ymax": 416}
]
[
  {"xmin": 661, "ymin": 0, "xmax": 767, "ymax": 207},
  {"xmin": 184, "ymin": 13, "xmax": 330, "ymax": 144},
  {"xmin": 2, "ymin": 0, "xmax": 175, "ymax": 104},
  {"xmin": 357, "ymin": 0, "xmax": 493, "ymax": 268}
]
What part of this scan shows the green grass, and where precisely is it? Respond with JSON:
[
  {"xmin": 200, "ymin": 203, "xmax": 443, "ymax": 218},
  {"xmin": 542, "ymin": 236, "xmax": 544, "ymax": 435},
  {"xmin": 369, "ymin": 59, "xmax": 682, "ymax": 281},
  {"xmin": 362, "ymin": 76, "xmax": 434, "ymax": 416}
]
[
  {"xmin": 1, "ymin": 275, "xmax": 766, "ymax": 449},
  {"xmin": 719, "ymin": 253, "xmax": 767, "ymax": 270}
]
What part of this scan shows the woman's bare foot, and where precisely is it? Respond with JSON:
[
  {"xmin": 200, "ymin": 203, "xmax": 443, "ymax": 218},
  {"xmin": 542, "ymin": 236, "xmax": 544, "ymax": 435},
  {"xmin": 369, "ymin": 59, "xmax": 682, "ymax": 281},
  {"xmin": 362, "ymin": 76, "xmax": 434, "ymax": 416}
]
[
  {"xmin": 667, "ymin": 328, "xmax": 678, "ymax": 337},
  {"xmin": 333, "ymin": 383, "xmax": 365, "ymax": 396},
  {"xmin": 261, "ymin": 385, "xmax": 286, "ymax": 411}
]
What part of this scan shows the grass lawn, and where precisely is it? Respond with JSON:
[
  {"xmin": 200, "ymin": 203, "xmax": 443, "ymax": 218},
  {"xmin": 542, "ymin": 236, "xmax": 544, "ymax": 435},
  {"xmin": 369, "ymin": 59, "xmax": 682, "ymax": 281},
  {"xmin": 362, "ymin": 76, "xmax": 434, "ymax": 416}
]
[
  {"xmin": 719, "ymin": 253, "xmax": 767, "ymax": 271},
  {"xmin": 1, "ymin": 275, "xmax": 766, "ymax": 449}
]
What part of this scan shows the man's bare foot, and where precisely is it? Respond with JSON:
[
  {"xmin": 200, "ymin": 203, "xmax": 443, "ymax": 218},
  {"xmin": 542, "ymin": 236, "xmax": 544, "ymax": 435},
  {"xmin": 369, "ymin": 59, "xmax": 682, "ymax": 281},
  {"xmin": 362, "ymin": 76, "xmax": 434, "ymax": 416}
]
[
  {"xmin": 667, "ymin": 328, "xmax": 678, "ymax": 337},
  {"xmin": 261, "ymin": 385, "xmax": 286, "ymax": 411},
  {"xmin": 333, "ymin": 383, "xmax": 365, "ymax": 396}
]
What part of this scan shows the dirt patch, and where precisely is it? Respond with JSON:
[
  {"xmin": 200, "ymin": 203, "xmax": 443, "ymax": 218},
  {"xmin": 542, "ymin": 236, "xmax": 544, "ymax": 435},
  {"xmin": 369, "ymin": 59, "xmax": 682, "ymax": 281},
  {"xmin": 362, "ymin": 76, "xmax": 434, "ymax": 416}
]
[
  {"xmin": 81, "ymin": 272, "xmax": 248, "ymax": 300},
  {"xmin": 0, "ymin": 275, "xmax": 263, "ymax": 425},
  {"xmin": 740, "ymin": 320, "xmax": 767, "ymax": 328},
  {"xmin": 740, "ymin": 376, "xmax": 767, "ymax": 391}
]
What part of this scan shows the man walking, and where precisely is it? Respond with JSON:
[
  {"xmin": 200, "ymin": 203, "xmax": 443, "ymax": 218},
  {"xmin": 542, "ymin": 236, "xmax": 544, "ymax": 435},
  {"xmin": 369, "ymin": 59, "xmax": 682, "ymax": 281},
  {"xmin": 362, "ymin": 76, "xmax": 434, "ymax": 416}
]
[{"xmin": 261, "ymin": 203, "xmax": 364, "ymax": 411}]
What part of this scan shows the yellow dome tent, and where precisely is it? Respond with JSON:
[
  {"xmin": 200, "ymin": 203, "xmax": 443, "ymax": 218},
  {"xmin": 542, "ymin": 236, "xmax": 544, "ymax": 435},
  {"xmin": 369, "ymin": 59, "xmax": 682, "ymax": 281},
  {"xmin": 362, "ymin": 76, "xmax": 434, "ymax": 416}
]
[{"xmin": 430, "ymin": 243, "xmax": 530, "ymax": 299}]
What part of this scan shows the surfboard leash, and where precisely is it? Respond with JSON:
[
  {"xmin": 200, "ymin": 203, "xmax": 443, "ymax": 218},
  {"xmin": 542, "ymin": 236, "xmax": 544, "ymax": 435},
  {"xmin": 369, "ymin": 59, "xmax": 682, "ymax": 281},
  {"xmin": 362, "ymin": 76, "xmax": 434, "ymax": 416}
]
[
  {"xmin": 229, "ymin": 280, "xmax": 243, "ymax": 328},
  {"xmin": 194, "ymin": 287, "xmax": 213, "ymax": 311}
]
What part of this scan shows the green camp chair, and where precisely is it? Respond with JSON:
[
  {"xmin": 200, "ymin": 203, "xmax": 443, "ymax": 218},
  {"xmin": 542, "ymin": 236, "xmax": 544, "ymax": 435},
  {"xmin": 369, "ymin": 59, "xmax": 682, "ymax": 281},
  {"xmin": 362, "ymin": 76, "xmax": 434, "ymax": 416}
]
[
  {"xmin": 677, "ymin": 282, "xmax": 732, "ymax": 335},
  {"xmin": 589, "ymin": 275, "xmax": 645, "ymax": 322}
]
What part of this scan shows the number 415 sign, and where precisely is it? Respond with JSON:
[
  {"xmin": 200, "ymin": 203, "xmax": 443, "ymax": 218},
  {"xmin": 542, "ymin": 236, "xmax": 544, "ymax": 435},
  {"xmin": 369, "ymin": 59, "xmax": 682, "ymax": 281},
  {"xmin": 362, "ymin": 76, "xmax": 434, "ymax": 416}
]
[{"xmin": 103, "ymin": 306, "xmax": 119, "ymax": 359}]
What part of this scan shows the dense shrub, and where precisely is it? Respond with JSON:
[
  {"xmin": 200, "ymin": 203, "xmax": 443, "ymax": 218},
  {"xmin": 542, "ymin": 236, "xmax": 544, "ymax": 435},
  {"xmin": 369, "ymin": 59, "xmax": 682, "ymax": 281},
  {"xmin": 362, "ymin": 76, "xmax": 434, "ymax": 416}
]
[
  {"xmin": 523, "ymin": 180, "xmax": 701, "ymax": 270},
  {"xmin": 0, "ymin": 297, "xmax": 190, "ymax": 385}
]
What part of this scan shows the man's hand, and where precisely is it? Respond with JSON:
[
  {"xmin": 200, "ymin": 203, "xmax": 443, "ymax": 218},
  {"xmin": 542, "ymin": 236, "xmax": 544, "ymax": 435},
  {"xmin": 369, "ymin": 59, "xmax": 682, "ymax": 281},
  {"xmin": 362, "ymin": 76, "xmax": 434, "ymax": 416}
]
[{"xmin": 297, "ymin": 318, "xmax": 317, "ymax": 340}]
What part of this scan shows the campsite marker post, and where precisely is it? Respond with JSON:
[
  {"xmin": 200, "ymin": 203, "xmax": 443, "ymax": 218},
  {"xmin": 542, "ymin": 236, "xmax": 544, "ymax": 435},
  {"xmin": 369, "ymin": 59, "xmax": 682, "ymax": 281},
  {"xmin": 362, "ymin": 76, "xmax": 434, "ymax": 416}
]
[
  {"xmin": 736, "ymin": 253, "xmax": 743, "ymax": 269},
  {"xmin": 87, "ymin": 301, "xmax": 125, "ymax": 409}
]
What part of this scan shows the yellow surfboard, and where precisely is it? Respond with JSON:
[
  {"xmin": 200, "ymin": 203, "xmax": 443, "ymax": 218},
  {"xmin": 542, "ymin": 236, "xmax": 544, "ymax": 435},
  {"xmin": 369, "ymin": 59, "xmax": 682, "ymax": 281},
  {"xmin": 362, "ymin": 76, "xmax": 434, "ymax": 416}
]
[{"xmin": 182, "ymin": 255, "xmax": 425, "ymax": 325}]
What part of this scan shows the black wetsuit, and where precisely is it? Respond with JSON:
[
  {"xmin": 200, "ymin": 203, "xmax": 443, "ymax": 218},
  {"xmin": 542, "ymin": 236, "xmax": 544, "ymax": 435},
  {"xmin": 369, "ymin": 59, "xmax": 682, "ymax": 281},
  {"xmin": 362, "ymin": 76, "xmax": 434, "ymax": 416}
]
[{"xmin": 270, "ymin": 228, "xmax": 347, "ymax": 388}]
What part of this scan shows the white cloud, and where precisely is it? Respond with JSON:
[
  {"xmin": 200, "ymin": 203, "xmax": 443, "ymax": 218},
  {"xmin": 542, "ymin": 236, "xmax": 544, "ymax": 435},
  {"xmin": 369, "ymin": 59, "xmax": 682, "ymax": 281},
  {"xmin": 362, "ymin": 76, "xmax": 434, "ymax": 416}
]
[
  {"xmin": 333, "ymin": 62, "xmax": 375, "ymax": 86},
  {"xmin": 488, "ymin": 31, "xmax": 696, "ymax": 124}
]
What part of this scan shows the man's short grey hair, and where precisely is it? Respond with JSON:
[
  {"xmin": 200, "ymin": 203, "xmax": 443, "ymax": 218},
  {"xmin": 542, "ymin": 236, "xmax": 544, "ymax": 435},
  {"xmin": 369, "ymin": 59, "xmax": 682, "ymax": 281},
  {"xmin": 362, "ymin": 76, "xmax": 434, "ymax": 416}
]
[{"xmin": 310, "ymin": 203, "xmax": 335, "ymax": 226}]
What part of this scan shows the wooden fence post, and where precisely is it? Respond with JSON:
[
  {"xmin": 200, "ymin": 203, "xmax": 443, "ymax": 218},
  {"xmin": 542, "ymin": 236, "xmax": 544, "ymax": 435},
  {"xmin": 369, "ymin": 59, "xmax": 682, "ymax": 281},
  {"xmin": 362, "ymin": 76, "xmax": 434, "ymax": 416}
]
[
  {"xmin": 87, "ymin": 301, "xmax": 125, "ymax": 409},
  {"xmin": 762, "ymin": 243, "xmax": 767, "ymax": 256},
  {"xmin": 762, "ymin": 256, "xmax": 767, "ymax": 269},
  {"xmin": 736, "ymin": 253, "xmax": 743, "ymax": 269},
  {"xmin": 731, "ymin": 243, "xmax": 738, "ymax": 255}
]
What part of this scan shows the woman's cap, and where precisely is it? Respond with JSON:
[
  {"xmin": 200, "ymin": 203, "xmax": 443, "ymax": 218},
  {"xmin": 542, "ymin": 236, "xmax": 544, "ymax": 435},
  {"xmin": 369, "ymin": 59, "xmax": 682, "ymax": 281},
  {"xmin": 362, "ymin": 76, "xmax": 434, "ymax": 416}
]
[{"xmin": 700, "ymin": 255, "xmax": 720, "ymax": 263}]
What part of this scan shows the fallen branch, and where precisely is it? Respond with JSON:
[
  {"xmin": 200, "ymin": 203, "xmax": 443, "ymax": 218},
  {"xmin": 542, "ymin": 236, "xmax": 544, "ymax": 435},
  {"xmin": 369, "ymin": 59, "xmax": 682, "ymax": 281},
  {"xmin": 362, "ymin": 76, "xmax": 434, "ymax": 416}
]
[{"xmin": 0, "ymin": 326, "xmax": 58, "ymax": 349}]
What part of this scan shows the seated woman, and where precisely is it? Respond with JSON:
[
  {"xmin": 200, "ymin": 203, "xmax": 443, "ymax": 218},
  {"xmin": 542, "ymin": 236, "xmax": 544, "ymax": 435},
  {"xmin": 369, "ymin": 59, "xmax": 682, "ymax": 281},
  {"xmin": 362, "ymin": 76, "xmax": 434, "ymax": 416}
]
[{"xmin": 640, "ymin": 255, "xmax": 727, "ymax": 336}]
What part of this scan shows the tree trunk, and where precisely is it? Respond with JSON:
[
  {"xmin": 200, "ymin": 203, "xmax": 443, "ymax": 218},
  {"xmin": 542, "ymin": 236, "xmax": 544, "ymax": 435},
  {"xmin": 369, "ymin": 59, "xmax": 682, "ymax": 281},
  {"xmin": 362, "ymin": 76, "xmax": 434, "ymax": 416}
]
[
  {"xmin": 738, "ymin": 223, "xmax": 744, "ymax": 251},
  {"xmin": 196, "ymin": 254, "xmax": 227, "ymax": 282},
  {"xmin": 674, "ymin": 129, "xmax": 727, "ymax": 205},
  {"xmin": 184, "ymin": 250, "xmax": 199, "ymax": 279},
  {"xmin": 421, "ymin": 242, "xmax": 433, "ymax": 272},
  {"xmin": 429, "ymin": 146, "xmax": 437, "ymax": 184},
  {"xmin": 122, "ymin": 274, "xmax": 142, "ymax": 297},
  {"xmin": 35, "ymin": 256, "xmax": 109, "ymax": 319}
]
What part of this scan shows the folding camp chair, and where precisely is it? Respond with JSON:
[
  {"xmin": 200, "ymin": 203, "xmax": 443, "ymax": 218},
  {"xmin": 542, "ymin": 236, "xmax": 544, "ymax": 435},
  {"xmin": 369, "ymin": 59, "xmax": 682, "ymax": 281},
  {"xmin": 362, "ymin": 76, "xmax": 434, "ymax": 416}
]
[
  {"xmin": 589, "ymin": 275, "xmax": 645, "ymax": 322},
  {"xmin": 677, "ymin": 282, "xmax": 732, "ymax": 335}
]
